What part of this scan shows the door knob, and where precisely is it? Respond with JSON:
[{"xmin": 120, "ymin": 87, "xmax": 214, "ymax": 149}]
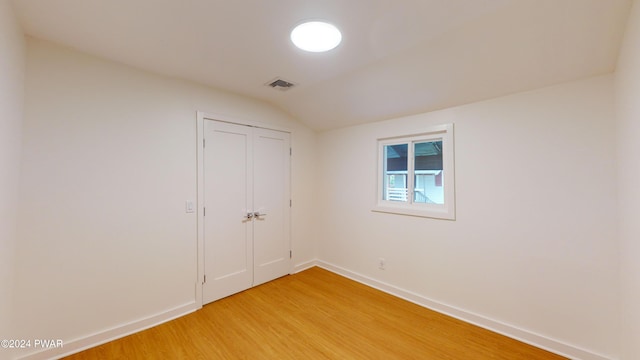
[
  {"xmin": 253, "ymin": 211, "xmax": 267, "ymax": 218},
  {"xmin": 245, "ymin": 212, "xmax": 254, "ymax": 219}
]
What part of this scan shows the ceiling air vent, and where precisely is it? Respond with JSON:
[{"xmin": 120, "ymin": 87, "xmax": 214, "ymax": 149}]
[{"xmin": 266, "ymin": 77, "xmax": 296, "ymax": 91}]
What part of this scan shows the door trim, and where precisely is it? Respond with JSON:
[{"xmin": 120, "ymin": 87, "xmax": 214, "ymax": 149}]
[{"xmin": 195, "ymin": 111, "xmax": 292, "ymax": 308}]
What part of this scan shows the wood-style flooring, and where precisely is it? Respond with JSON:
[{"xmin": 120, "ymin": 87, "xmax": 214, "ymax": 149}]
[{"xmin": 64, "ymin": 267, "xmax": 567, "ymax": 359}]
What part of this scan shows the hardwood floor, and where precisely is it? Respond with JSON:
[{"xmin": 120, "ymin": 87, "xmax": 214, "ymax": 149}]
[{"xmin": 65, "ymin": 267, "xmax": 566, "ymax": 359}]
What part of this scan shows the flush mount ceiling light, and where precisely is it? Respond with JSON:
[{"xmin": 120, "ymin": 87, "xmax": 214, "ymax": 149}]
[{"xmin": 290, "ymin": 21, "xmax": 342, "ymax": 52}]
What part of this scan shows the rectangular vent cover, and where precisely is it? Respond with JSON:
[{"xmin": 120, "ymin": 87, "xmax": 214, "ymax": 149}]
[{"xmin": 266, "ymin": 78, "xmax": 296, "ymax": 91}]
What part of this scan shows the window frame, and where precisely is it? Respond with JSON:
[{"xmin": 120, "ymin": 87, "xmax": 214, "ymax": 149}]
[{"xmin": 373, "ymin": 123, "xmax": 455, "ymax": 220}]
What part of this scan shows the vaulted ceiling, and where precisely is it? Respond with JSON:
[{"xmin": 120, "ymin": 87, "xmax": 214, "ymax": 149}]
[{"xmin": 11, "ymin": 0, "xmax": 631, "ymax": 131}]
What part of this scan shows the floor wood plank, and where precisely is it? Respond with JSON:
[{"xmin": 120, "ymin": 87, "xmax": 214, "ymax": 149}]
[{"xmin": 64, "ymin": 267, "xmax": 566, "ymax": 359}]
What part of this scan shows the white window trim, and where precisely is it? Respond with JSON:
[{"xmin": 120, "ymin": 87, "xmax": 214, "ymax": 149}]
[{"xmin": 373, "ymin": 123, "xmax": 455, "ymax": 220}]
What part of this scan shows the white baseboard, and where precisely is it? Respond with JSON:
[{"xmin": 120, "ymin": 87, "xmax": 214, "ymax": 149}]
[
  {"xmin": 293, "ymin": 259, "xmax": 318, "ymax": 274},
  {"xmin": 314, "ymin": 260, "xmax": 612, "ymax": 360},
  {"xmin": 16, "ymin": 262, "xmax": 612, "ymax": 360},
  {"xmin": 17, "ymin": 301, "xmax": 199, "ymax": 360}
]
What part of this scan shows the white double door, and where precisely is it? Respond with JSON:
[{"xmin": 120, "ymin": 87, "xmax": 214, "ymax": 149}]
[{"xmin": 203, "ymin": 120, "xmax": 291, "ymax": 304}]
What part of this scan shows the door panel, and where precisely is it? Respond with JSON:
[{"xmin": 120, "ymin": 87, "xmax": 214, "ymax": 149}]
[
  {"xmin": 253, "ymin": 128, "xmax": 291, "ymax": 286},
  {"xmin": 203, "ymin": 121, "xmax": 253, "ymax": 304}
]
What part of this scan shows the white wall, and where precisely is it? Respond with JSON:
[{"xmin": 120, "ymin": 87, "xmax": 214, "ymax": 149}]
[
  {"xmin": 0, "ymin": 0, "xmax": 25, "ymax": 349},
  {"xmin": 12, "ymin": 38, "xmax": 317, "ymax": 359},
  {"xmin": 8, "ymin": 9, "xmax": 633, "ymax": 360},
  {"xmin": 615, "ymin": 1, "xmax": 640, "ymax": 358},
  {"xmin": 317, "ymin": 75, "xmax": 619, "ymax": 359}
]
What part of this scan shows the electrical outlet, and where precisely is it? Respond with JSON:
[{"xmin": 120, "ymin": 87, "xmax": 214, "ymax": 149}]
[{"xmin": 378, "ymin": 258, "xmax": 386, "ymax": 270}]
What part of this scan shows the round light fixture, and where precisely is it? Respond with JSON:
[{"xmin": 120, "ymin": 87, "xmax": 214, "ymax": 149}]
[{"xmin": 290, "ymin": 21, "xmax": 342, "ymax": 52}]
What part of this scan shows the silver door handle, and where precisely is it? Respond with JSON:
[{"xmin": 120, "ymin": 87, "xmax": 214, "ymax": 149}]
[
  {"xmin": 253, "ymin": 211, "xmax": 267, "ymax": 218},
  {"xmin": 245, "ymin": 212, "xmax": 254, "ymax": 219}
]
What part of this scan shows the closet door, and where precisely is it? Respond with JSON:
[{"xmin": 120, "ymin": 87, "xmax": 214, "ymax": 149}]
[
  {"xmin": 202, "ymin": 121, "xmax": 290, "ymax": 305},
  {"xmin": 203, "ymin": 121, "xmax": 254, "ymax": 304},
  {"xmin": 253, "ymin": 127, "xmax": 291, "ymax": 286}
]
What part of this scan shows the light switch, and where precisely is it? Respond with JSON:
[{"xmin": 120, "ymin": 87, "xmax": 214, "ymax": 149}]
[{"xmin": 185, "ymin": 201, "xmax": 195, "ymax": 213}]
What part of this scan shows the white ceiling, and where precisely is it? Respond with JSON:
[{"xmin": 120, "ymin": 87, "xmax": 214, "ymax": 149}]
[{"xmin": 12, "ymin": 0, "xmax": 632, "ymax": 131}]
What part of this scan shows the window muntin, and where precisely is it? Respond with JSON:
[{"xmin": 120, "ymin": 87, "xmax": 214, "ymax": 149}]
[{"xmin": 375, "ymin": 124, "xmax": 455, "ymax": 220}]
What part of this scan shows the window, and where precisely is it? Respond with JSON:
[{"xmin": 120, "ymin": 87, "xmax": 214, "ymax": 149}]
[{"xmin": 374, "ymin": 124, "xmax": 455, "ymax": 220}]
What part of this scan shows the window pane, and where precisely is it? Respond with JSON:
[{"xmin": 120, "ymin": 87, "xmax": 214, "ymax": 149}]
[
  {"xmin": 414, "ymin": 141, "xmax": 443, "ymax": 204},
  {"xmin": 383, "ymin": 144, "xmax": 408, "ymax": 202}
]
